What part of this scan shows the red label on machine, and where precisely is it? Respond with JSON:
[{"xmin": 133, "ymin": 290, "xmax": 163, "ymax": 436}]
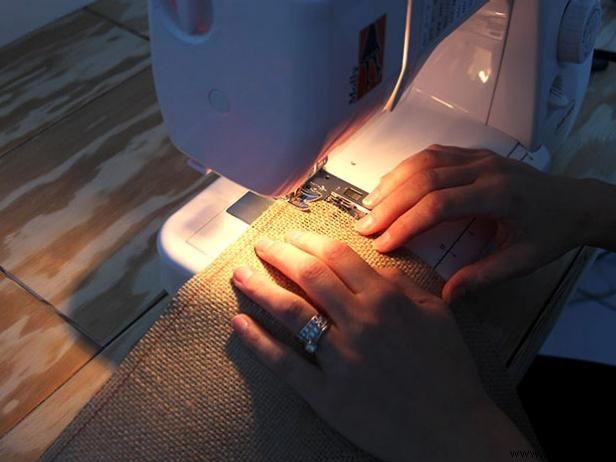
[{"xmin": 356, "ymin": 15, "xmax": 387, "ymax": 101}]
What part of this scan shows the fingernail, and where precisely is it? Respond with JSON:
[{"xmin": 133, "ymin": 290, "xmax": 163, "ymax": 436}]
[
  {"xmin": 233, "ymin": 267, "xmax": 253, "ymax": 285},
  {"xmin": 373, "ymin": 231, "xmax": 391, "ymax": 251},
  {"xmin": 255, "ymin": 237, "xmax": 275, "ymax": 252},
  {"xmin": 231, "ymin": 316, "xmax": 249, "ymax": 334},
  {"xmin": 354, "ymin": 214, "xmax": 374, "ymax": 232},
  {"xmin": 286, "ymin": 230, "xmax": 303, "ymax": 242},
  {"xmin": 363, "ymin": 187, "xmax": 381, "ymax": 207}
]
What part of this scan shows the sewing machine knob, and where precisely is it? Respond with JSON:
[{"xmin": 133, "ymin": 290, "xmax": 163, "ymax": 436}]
[{"xmin": 558, "ymin": 0, "xmax": 602, "ymax": 64}]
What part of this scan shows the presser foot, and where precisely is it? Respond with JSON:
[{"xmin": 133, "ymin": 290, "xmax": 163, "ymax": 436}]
[{"xmin": 286, "ymin": 170, "xmax": 370, "ymax": 220}]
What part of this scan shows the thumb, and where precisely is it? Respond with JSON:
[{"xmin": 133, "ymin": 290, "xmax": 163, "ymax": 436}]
[{"xmin": 442, "ymin": 244, "xmax": 534, "ymax": 303}]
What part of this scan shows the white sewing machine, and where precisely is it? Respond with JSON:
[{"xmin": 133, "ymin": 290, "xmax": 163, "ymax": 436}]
[{"xmin": 150, "ymin": 0, "xmax": 602, "ymax": 294}]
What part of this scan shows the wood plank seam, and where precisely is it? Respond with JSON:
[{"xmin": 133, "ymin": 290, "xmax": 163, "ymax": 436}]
[
  {"xmin": 2, "ymin": 289, "xmax": 166, "ymax": 439},
  {"xmin": 1, "ymin": 291, "xmax": 168, "ymax": 444},
  {"xmin": 0, "ymin": 11, "xmax": 151, "ymax": 162},
  {"xmin": 0, "ymin": 68, "xmax": 153, "ymax": 164},
  {"xmin": 0, "ymin": 267, "xmax": 98, "ymax": 345},
  {"xmin": 0, "ymin": 273, "xmax": 98, "ymax": 439},
  {"xmin": 0, "ymin": 65, "xmax": 209, "ymax": 344},
  {"xmin": 0, "ymin": 297, "xmax": 169, "ymax": 461},
  {"xmin": 98, "ymin": 289, "xmax": 167, "ymax": 350},
  {"xmin": 0, "ymin": 63, "xmax": 154, "ymax": 164},
  {"xmin": 2, "ymin": 350, "xmax": 100, "ymax": 442},
  {"xmin": 3, "ymin": 290, "xmax": 167, "ymax": 441},
  {"xmin": 84, "ymin": 7, "xmax": 150, "ymax": 41}
]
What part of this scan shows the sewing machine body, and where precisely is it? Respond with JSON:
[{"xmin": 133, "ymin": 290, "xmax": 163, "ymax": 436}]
[{"xmin": 150, "ymin": 0, "xmax": 601, "ymax": 294}]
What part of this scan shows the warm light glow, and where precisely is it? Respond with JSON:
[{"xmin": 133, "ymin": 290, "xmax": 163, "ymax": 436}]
[
  {"xmin": 429, "ymin": 95, "xmax": 455, "ymax": 110},
  {"xmin": 468, "ymin": 47, "xmax": 493, "ymax": 84}
]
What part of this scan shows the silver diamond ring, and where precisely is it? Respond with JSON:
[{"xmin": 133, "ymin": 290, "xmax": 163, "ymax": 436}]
[{"xmin": 297, "ymin": 314, "xmax": 330, "ymax": 354}]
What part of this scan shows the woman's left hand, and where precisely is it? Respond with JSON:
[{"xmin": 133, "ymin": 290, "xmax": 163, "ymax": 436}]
[{"xmin": 231, "ymin": 231, "xmax": 530, "ymax": 462}]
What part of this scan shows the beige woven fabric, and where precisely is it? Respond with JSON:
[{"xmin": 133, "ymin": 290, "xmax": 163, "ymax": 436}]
[{"xmin": 43, "ymin": 200, "xmax": 536, "ymax": 461}]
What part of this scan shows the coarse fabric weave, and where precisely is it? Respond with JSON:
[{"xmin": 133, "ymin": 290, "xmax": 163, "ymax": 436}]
[{"xmin": 43, "ymin": 200, "xmax": 538, "ymax": 461}]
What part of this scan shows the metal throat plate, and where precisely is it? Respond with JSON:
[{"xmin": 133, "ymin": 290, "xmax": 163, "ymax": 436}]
[
  {"xmin": 287, "ymin": 170, "xmax": 370, "ymax": 220},
  {"xmin": 227, "ymin": 171, "xmax": 370, "ymax": 226}
]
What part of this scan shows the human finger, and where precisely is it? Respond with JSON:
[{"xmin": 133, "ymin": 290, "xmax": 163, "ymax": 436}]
[
  {"xmin": 231, "ymin": 314, "xmax": 323, "ymax": 397},
  {"xmin": 254, "ymin": 238, "xmax": 352, "ymax": 321},
  {"xmin": 284, "ymin": 231, "xmax": 379, "ymax": 293},
  {"xmin": 442, "ymin": 244, "xmax": 536, "ymax": 303},
  {"xmin": 373, "ymin": 266, "xmax": 434, "ymax": 301},
  {"xmin": 233, "ymin": 267, "xmax": 321, "ymax": 333},
  {"xmin": 373, "ymin": 184, "xmax": 498, "ymax": 253},
  {"xmin": 363, "ymin": 145, "xmax": 489, "ymax": 208},
  {"xmin": 356, "ymin": 165, "xmax": 481, "ymax": 236}
]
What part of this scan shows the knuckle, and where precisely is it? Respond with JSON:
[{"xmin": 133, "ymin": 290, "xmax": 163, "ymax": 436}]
[
  {"xmin": 424, "ymin": 192, "xmax": 451, "ymax": 217},
  {"xmin": 321, "ymin": 240, "xmax": 351, "ymax": 262},
  {"xmin": 419, "ymin": 149, "xmax": 438, "ymax": 166},
  {"xmin": 279, "ymin": 298, "xmax": 306, "ymax": 323},
  {"xmin": 417, "ymin": 150, "xmax": 445, "ymax": 172},
  {"xmin": 418, "ymin": 169, "xmax": 440, "ymax": 191},
  {"xmin": 297, "ymin": 258, "xmax": 328, "ymax": 282}
]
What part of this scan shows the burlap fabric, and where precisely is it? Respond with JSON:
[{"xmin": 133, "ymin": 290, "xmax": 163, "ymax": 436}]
[{"xmin": 43, "ymin": 200, "xmax": 538, "ymax": 461}]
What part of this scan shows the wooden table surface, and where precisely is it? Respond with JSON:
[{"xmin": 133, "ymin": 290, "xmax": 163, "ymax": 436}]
[{"xmin": 0, "ymin": 1, "xmax": 614, "ymax": 460}]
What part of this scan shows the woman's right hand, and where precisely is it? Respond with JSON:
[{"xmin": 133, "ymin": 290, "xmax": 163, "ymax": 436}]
[{"xmin": 354, "ymin": 145, "xmax": 598, "ymax": 302}]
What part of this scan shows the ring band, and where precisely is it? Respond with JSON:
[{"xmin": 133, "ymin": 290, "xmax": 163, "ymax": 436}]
[{"xmin": 297, "ymin": 314, "xmax": 330, "ymax": 354}]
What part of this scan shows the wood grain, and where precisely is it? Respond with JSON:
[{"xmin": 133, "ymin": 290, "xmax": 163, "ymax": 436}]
[
  {"xmin": 89, "ymin": 0, "xmax": 149, "ymax": 38},
  {"xmin": 0, "ymin": 69, "xmax": 212, "ymax": 345},
  {"xmin": 0, "ymin": 273, "xmax": 96, "ymax": 438},
  {"xmin": 0, "ymin": 9, "xmax": 150, "ymax": 158},
  {"xmin": 0, "ymin": 296, "xmax": 169, "ymax": 462}
]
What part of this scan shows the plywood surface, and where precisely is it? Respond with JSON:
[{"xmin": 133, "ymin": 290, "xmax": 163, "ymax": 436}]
[
  {"xmin": 0, "ymin": 9, "xmax": 150, "ymax": 158},
  {"xmin": 0, "ymin": 296, "xmax": 169, "ymax": 462},
  {"xmin": 0, "ymin": 273, "xmax": 96, "ymax": 439},
  {"xmin": 0, "ymin": 68, "xmax": 211, "ymax": 345}
]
